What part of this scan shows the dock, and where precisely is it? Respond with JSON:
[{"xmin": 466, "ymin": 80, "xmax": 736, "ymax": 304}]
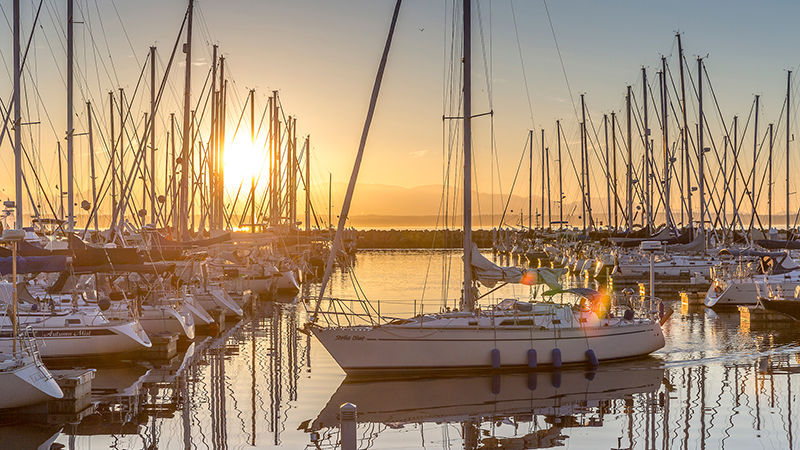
[{"xmin": 739, "ymin": 306, "xmax": 797, "ymax": 330}]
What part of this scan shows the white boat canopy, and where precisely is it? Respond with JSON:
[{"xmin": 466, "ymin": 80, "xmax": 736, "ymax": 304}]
[{"xmin": 469, "ymin": 243, "xmax": 566, "ymax": 289}]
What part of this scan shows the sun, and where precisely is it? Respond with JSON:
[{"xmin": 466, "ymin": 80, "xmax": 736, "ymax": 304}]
[{"xmin": 223, "ymin": 135, "xmax": 264, "ymax": 191}]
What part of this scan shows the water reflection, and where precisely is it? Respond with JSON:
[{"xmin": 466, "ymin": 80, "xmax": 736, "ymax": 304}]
[
  {"xmin": 308, "ymin": 365, "xmax": 663, "ymax": 449},
  {"xmin": 1, "ymin": 251, "xmax": 800, "ymax": 449}
]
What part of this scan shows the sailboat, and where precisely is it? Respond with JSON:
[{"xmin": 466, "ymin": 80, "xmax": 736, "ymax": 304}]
[
  {"xmin": 0, "ymin": 229, "xmax": 63, "ymax": 410},
  {"xmin": 307, "ymin": 1, "xmax": 666, "ymax": 374}
]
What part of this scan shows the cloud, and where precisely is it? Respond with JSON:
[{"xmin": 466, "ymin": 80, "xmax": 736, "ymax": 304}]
[{"xmin": 409, "ymin": 150, "xmax": 427, "ymax": 157}]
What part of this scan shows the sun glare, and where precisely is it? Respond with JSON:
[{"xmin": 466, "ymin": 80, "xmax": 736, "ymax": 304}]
[{"xmin": 224, "ymin": 136, "xmax": 263, "ymax": 191}]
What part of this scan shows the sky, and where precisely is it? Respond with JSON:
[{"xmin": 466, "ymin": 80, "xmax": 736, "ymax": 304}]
[{"xmin": 2, "ymin": 0, "xmax": 800, "ymax": 227}]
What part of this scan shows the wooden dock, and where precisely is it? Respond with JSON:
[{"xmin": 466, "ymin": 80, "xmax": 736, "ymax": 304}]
[{"xmin": 739, "ymin": 306, "xmax": 797, "ymax": 330}]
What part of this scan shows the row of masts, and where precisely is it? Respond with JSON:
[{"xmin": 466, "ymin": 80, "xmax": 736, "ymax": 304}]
[
  {"xmin": 12, "ymin": 0, "xmax": 317, "ymax": 240},
  {"xmin": 518, "ymin": 33, "xmax": 795, "ymax": 236}
]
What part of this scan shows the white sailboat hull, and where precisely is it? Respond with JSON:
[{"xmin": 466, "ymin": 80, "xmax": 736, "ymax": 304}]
[
  {"xmin": 705, "ymin": 274, "xmax": 800, "ymax": 307},
  {"xmin": 0, "ymin": 354, "xmax": 63, "ymax": 409},
  {"xmin": 0, "ymin": 320, "xmax": 151, "ymax": 358},
  {"xmin": 139, "ymin": 305, "xmax": 196, "ymax": 339},
  {"xmin": 312, "ymin": 320, "xmax": 664, "ymax": 373}
]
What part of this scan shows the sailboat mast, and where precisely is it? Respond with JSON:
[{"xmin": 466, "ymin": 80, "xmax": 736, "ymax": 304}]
[
  {"xmin": 87, "ymin": 102, "xmax": 98, "ymax": 231},
  {"xmin": 604, "ymin": 114, "xmax": 610, "ymax": 230},
  {"xmin": 558, "ymin": 120, "xmax": 563, "ymax": 229},
  {"xmin": 787, "ymin": 71, "xmax": 791, "ymax": 231},
  {"xmin": 642, "ymin": 67, "xmax": 650, "ymax": 230},
  {"xmin": 150, "ymin": 46, "xmax": 157, "ymax": 225},
  {"xmin": 698, "ymin": 57, "xmax": 705, "ymax": 243},
  {"xmin": 661, "ymin": 57, "xmax": 670, "ymax": 231},
  {"xmin": 541, "ymin": 128, "xmax": 545, "ymax": 230},
  {"xmin": 546, "ymin": 147, "xmax": 551, "ymax": 228},
  {"xmin": 678, "ymin": 33, "xmax": 692, "ymax": 234},
  {"xmin": 179, "ymin": 0, "xmax": 194, "ymax": 240},
  {"xmin": 462, "ymin": 0, "xmax": 474, "ymax": 308},
  {"xmin": 752, "ymin": 95, "xmax": 759, "ymax": 231},
  {"xmin": 626, "ymin": 86, "xmax": 633, "ymax": 230},
  {"xmin": 305, "ymin": 135, "xmax": 311, "ymax": 232},
  {"xmin": 612, "ymin": 112, "xmax": 618, "ymax": 230},
  {"xmin": 12, "ymin": 0, "xmax": 21, "ymax": 227},
  {"xmin": 769, "ymin": 122, "xmax": 773, "ymax": 229},
  {"xmin": 67, "ymin": 0, "xmax": 74, "ymax": 232},
  {"xmin": 528, "ymin": 129, "xmax": 532, "ymax": 230},
  {"xmin": 733, "ymin": 116, "xmax": 738, "ymax": 229},
  {"xmin": 250, "ymin": 89, "xmax": 256, "ymax": 233}
]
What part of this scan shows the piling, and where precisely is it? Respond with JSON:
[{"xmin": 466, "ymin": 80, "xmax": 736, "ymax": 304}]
[{"xmin": 340, "ymin": 402, "xmax": 357, "ymax": 450}]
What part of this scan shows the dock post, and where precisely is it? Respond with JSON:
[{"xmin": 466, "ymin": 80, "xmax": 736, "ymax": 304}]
[{"xmin": 340, "ymin": 402, "xmax": 357, "ymax": 450}]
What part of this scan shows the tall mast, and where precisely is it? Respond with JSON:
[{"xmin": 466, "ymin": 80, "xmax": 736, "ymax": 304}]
[
  {"xmin": 67, "ymin": 0, "xmax": 74, "ymax": 232},
  {"xmin": 218, "ymin": 62, "xmax": 227, "ymax": 229},
  {"xmin": 661, "ymin": 57, "xmax": 670, "ymax": 230},
  {"xmin": 528, "ymin": 129, "xmax": 532, "ymax": 230},
  {"xmin": 733, "ymin": 116, "xmax": 738, "ymax": 229},
  {"xmin": 752, "ymin": 95, "xmax": 759, "ymax": 231},
  {"xmin": 170, "ymin": 113, "xmax": 176, "ymax": 231},
  {"xmin": 179, "ymin": 0, "xmax": 194, "ymax": 240},
  {"xmin": 110, "ymin": 91, "xmax": 116, "ymax": 228},
  {"xmin": 13, "ymin": 0, "xmax": 21, "ymax": 227},
  {"xmin": 612, "ymin": 112, "xmax": 618, "ymax": 230},
  {"xmin": 305, "ymin": 135, "xmax": 311, "ymax": 232},
  {"xmin": 210, "ymin": 45, "xmax": 217, "ymax": 230},
  {"xmin": 642, "ymin": 67, "xmax": 650, "ymax": 230},
  {"xmin": 250, "ymin": 89, "xmax": 256, "ymax": 233},
  {"xmin": 87, "ymin": 102, "xmax": 98, "ymax": 232},
  {"xmin": 769, "ymin": 122, "xmax": 773, "ymax": 229},
  {"xmin": 678, "ymin": 33, "xmax": 692, "ymax": 234},
  {"xmin": 118, "ymin": 88, "xmax": 125, "ymax": 228},
  {"xmin": 604, "ymin": 114, "xmax": 610, "ymax": 230},
  {"xmin": 698, "ymin": 57, "xmax": 705, "ymax": 245},
  {"xmin": 462, "ymin": 0, "xmax": 474, "ymax": 309},
  {"xmin": 582, "ymin": 95, "xmax": 592, "ymax": 229},
  {"xmin": 541, "ymin": 128, "xmax": 545, "ymax": 230},
  {"xmin": 150, "ymin": 46, "xmax": 157, "ymax": 225},
  {"xmin": 626, "ymin": 86, "xmax": 633, "ymax": 230},
  {"xmin": 546, "ymin": 147, "xmax": 551, "ymax": 228},
  {"xmin": 557, "ymin": 120, "xmax": 563, "ymax": 229},
  {"xmin": 787, "ymin": 71, "xmax": 792, "ymax": 231}
]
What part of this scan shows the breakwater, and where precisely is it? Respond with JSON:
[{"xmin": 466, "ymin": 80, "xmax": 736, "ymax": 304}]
[{"xmin": 355, "ymin": 229, "xmax": 494, "ymax": 249}]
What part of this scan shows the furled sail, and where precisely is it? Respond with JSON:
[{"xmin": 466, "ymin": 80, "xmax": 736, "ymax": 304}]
[{"xmin": 469, "ymin": 243, "xmax": 566, "ymax": 289}]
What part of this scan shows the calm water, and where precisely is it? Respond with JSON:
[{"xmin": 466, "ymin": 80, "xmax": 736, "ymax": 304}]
[{"xmin": 5, "ymin": 249, "xmax": 800, "ymax": 449}]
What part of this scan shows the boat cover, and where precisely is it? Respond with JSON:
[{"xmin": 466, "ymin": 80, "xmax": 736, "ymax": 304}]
[
  {"xmin": 470, "ymin": 243, "xmax": 566, "ymax": 289},
  {"xmin": 668, "ymin": 234, "xmax": 705, "ymax": 253},
  {"xmin": 0, "ymin": 255, "xmax": 68, "ymax": 275},
  {"xmin": 755, "ymin": 239, "xmax": 800, "ymax": 250}
]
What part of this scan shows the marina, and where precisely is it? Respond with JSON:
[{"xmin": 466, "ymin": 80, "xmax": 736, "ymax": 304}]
[
  {"xmin": 0, "ymin": 250, "xmax": 798, "ymax": 449},
  {"xmin": 3, "ymin": 0, "xmax": 800, "ymax": 448}
]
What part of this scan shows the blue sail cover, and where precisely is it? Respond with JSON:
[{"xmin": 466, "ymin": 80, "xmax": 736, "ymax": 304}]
[{"xmin": 0, "ymin": 255, "xmax": 68, "ymax": 275}]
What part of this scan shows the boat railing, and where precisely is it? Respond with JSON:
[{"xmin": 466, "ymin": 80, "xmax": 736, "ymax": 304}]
[{"xmin": 305, "ymin": 296, "xmax": 385, "ymax": 327}]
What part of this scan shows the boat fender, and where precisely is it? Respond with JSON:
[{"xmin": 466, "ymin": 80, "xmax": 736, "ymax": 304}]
[
  {"xmin": 658, "ymin": 301, "xmax": 665, "ymax": 318},
  {"xmin": 491, "ymin": 374, "xmax": 501, "ymax": 395},
  {"xmin": 527, "ymin": 372, "xmax": 537, "ymax": 391},
  {"xmin": 551, "ymin": 371, "xmax": 562, "ymax": 388},
  {"xmin": 551, "ymin": 348, "xmax": 562, "ymax": 368},
  {"xmin": 527, "ymin": 349, "xmax": 538, "ymax": 368},
  {"xmin": 623, "ymin": 309, "xmax": 635, "ymax": 321},
  {"xmin": 585, "ymin": 349, "xmax": 599, "ymax": 367},
  {"xmin": 491, "ymin": 348, "xmax": 501, "ymax": 369}
]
